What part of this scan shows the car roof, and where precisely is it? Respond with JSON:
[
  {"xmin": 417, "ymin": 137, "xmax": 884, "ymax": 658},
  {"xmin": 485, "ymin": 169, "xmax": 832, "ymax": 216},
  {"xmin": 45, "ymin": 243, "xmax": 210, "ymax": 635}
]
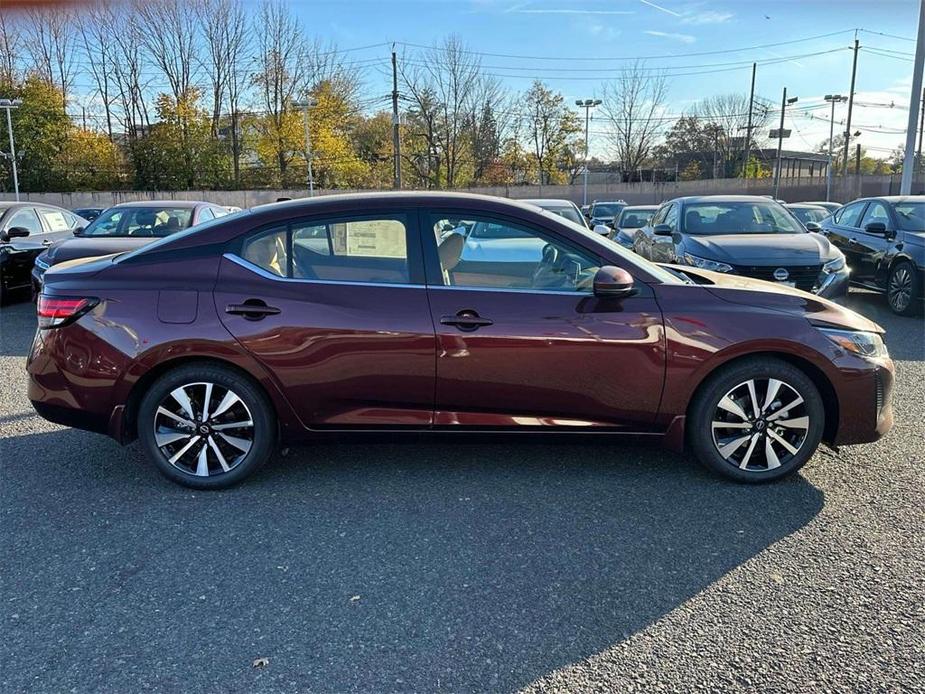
[
  {"xmin": 520, "ymin": 198, "xmax": 575, "ymax": 206},
  {"xmin": 785, "ymin": 203, "xmax": 828, "ymax": 209},
  {"xmin": 855, "ymin": 195, "xmax": 925, "ymax": 203},
  {"xmin": 252, "ymin": 191, "xmax": 551, "ymax": 215},
  {"xmin": 592, "ymin": 200, "xmax": 626, "ymax": 205},
  {"xmin": 622, "ymin": 205, "xmax": 658, "ymax": 210},
  {"xmin": 108, "ymin": 200, "xmax": 212, "ymax": 209},
  {"xmin": 0, "ymin": 201, "xmax": 74, "ymax": 211},
  {"xmin": 671, "ymin": 195, "xmax": 787, "ymax": 204}
]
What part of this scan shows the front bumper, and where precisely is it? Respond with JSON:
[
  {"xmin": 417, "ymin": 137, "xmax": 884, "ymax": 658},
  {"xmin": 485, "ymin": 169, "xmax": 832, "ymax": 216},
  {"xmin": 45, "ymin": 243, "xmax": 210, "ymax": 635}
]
[
  {"xmin": 830, "ymin": 357, "xmax": 894, "ymax": 446},
  {"xmin": 815, "ymin": 267, "xmax": 850, "ymax": 300}
]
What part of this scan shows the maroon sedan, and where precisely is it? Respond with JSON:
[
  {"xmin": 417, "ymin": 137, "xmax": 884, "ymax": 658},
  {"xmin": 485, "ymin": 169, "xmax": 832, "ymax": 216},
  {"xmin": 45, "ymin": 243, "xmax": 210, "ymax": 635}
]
[{"xmin": 27, "ymin": 193, "xmax": 894, "ymax": 489}]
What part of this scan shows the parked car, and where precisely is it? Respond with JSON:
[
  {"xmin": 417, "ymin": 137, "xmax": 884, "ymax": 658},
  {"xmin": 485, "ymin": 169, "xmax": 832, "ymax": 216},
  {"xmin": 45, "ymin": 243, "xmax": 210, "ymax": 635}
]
[
  {"xmin": 631, "ymin": 195, "xmax": 849, "ymax": 299},
  {"xmin": 32, "ymin": 200, "xmax": 230, "ymax": 292},
  {"xmin": 611, "ymin": 205, "xmax": 659, "ymax": 250},
  {"xmin": 580, "ymin": 204, "xmax": 591, "ymax": 220},
  {"xmin": 0, "ymin": 202, "xmax": 88, "ymax": 304},
  {"xmin": 819, "ymin": 195, "xmax": 925, "ymax": 315},
  {"xmin": 30, "ymin": 192, "xmax": 893, "ymax": 489},
  {"xmin": 803, "ymin": 201, "xmax": 842, "ymax": 215},
  {"xmin": 522, "ymin": 198, "xmax": 609, "ymax": 234},
  {"xmin": 786, "ymin": 203, "xmax": 831, "ymax": 227},
  {"xmin": 72, "ymin": 207, "xmax": 105, "ymax": 223},
  {"xmin": 588, "ymin": 200, "xmax": 627, "ymax": 228}
]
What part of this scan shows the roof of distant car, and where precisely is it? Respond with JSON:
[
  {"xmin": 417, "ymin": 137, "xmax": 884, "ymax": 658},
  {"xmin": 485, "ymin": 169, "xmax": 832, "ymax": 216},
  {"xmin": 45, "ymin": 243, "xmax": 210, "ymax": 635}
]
[
  {"xmin": 107, "ymin": 200, "xmax": 214, "ymax": 209},
  {"xmin": 622, "ymin": 205, "xmax": 658, "ymax": 210},
  {"xmin": 856, "ymin": 195, "xmax": 925, "ymax": 203},
  {"xmin": 785, "ymin": 203, "xmax": 829, "ymax": 209},
  {"xmin": 521, "ymin": 198, "xmax": 576, "ymax": 207},
  {"xmin": 671, "ymin": 195, "xmax": 790, "ymax": 204}
]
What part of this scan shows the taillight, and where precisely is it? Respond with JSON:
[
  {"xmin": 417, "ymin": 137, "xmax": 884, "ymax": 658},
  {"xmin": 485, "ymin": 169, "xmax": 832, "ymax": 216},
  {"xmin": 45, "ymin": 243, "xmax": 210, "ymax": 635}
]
[{"xmin": 37, "ymin": 295, "xmax": 99, "ymax": 329}]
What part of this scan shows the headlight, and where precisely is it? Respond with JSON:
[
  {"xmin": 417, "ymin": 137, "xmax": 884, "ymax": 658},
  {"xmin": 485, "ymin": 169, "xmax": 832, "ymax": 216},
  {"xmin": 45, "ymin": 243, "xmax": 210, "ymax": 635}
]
[
  {"xmin": 820, "ymin": 328, "xmax": 888, "ymax": 359},
  {"xmin": 821, "ymin": 255, "xmax": 845, "ymax": 274},
  {"xmin": 683, "ymin": 253, "xmax": 733, "ymax": 273},
  {"xmin": 34, "ymin": 257, "xmax": 50, "ymax": 271}
]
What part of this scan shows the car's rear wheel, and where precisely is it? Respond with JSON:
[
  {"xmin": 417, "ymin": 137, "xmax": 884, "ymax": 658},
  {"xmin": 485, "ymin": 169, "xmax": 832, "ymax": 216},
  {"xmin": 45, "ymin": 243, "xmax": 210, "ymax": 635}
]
[
  {"xmin": 887, "ymin": 260, "xmax": 921, "ymax": 316},
  {"xmin": 138, "ymin": 363, "xmax": 275, "ymax": 489},
  {"xmin": 688, "ymin": 357, "xmax": 825, "ymax": 483}
]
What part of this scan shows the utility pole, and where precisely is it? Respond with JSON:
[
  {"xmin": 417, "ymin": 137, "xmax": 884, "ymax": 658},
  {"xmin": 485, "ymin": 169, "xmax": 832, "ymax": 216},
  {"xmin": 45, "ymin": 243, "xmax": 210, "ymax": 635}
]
[
  {"xmin": 391, "ymin": 49, "xmax": 402, "ymax": 189},
  {"xmin": 773, "ymin": 88, "xmax": 797, "ymax": 199},
  {"xmin": 855, "ymin": 143, "xmax": 862, "ymax": 175},
  {"xmin": 901, "ymin": 0, "xmax": 925, "ymax": 194},
  {"xmin": 0, "ymin": 98, "xmax": 22, "ymax": 201},
  {"xmin": 824, "ymin": 94, "xmax": 847, "ymax": 201},
  {"xmin": 743, "ymin": 62, "xmax": 757, "ymax": 178},
  {"xmin": 293, "ymin": 98, "xmax": 317, "ymax": 196},
  {"xmin": 841, "ymin": 35, "xmax": 860, "ymax": 179},
  {"xmin": 917, "ymin": 87, "xmax": 924, "ymax": 175},
  {"xmin": 575, "ymin": 98, "xmax": 601, "ymax": 206}
]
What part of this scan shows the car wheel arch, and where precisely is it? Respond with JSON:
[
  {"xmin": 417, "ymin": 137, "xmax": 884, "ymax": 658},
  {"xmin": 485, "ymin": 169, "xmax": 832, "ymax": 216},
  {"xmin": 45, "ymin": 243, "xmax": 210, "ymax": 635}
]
[
  {"xmin": 683, "ymin": 349, "xmax": 840, "ymax": 446},
  {"xmin": 120, "ymin": 354, "xmax": 287, "ymax": 444}
]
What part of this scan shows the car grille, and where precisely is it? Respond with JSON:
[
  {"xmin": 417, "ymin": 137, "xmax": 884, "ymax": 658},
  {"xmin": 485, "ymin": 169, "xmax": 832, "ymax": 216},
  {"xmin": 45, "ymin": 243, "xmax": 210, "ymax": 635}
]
[{"xmin": 731, "ymin": 264, "xmax": 821, "ymax": 292}]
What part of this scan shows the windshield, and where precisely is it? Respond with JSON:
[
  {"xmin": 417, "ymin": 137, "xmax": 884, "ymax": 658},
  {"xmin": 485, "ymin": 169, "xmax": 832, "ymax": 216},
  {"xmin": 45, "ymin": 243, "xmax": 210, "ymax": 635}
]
[
  {"xmin": 591, "ymin": 203, "xmax": 624, "ymax": 218},
  {"xmin": 116, "ymin": 209, "xmax": 251, "ymax": 263},
  {"xmin": 682, "ymin": 201, "xmax": 803, "ymax": 235},
  {"xmin": 469, "ymin": 221, "xmax": 532, "ymax": 240},
  {"xmin": 790, "ymin": 207, "xmax": 828, "ymax": 225},
  {"xmin": 83, "ymin": 207, "xmax": 194, "ymax": 237},
  {"xmin": 538, "ymin": 205, "xmax": 584, "ymax": 225},
  {"xmin": 894, "ymin": 202, "xmax": 925, "ymax": 231},
  {"xmin": 619, "ymin": 209, "xmax": 656, "ymax": 228}
]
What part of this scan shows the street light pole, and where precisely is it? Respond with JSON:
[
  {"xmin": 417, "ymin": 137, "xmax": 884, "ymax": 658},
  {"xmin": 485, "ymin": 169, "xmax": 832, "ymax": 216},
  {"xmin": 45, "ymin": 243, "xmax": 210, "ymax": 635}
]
[
  {"xmin": 824, "ymin": 94, "xmax": 847, "ymax": 202},
  {"xmin": 773, "ymin": 89, "xmax": 797, "ymax": 200},
  {"xmin": 0, "ymin": 98, "xmax": 22, "ymax": 201},
  {"xmin": 575, "ymin": 98, "xmax": 601, "ymax": 207},
  {"xmin": 293, "ymin": 97, "xmax": 318, "ymax": 197}
]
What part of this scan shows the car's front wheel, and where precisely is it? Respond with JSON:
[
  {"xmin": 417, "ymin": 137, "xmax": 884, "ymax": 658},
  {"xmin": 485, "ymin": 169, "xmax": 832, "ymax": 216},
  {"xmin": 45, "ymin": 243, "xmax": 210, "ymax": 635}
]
[
  {"xmin": 887, "ymin": 260, "xmax": 921, "ymax": 316},
  {"xmin": 138, "ymin": 363, "xmax": 276, "ymax": 489},
  {"xmin": 688, "ymin": 357, "xmax": 825, "ymax": 483}
]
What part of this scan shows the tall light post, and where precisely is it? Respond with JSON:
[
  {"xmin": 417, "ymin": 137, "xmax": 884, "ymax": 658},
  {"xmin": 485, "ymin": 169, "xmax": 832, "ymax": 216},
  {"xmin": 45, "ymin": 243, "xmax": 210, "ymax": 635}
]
[
  {"xmin": 824, "ymin": 94, "xmax": 848, "ymax": 202},
  {"xmin": 773, "ymin": 90, "xmax": 798, "ymax": 200},
  {"xmin": 292, "ymin": 97, "xmax": 318, "ymax": 197},
  {"xmin": 575, "ymin": 98, "xmax": 601, "ymax": 207},
  {"xmin": 0, "ymin": 98, "xmax": 22, "ymax": 201}
]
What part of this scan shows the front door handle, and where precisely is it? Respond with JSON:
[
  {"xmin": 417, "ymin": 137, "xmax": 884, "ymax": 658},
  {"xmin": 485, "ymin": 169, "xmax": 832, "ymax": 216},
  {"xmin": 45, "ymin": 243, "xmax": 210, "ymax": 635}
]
[
  {"xmin": 226, "ymin": 299, "xmax": 281, "ymax": 320},
  {"xmin": 440, "ymin": 310, "xmax": 493, "ymax": 332},
  {"xmin": 848, "ymin": 237, "xmax": 858, "ymax": 245}
]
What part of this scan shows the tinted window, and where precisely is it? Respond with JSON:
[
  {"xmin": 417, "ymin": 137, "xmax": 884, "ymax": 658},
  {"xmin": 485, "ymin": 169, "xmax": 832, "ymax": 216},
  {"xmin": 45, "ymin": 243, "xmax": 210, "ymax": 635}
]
[
  {"xmin": 240, "ymin": 215, "xmax": 411, "ymax": 285},
  {"xmin": 198, "ymin": 208, "xmax": 214, "ymax": 222},
  {"xmin": 835, "ymin": 202, "xmax": 865, "ymax": 228},
  {"xmin": 860, "ymin": 201, "xmax": 890, "ymax": 229},
  {"xmin": 429, "ymin": 213, "xmax": 600, "ymax": 293},
  {"xmin": 591, "ymin": 203, "xmax": 624, "ymax": 219},
  {"xmin": 650, "ymin": 205, "xmax": 669, "ymax": 226},
  {"xmin": 681, "ymin": 201, "xmax": 802, "ymax": 234},
  {"xmin": 893, "ymin": 201, "xmax": 925, "ymax": 231},
  {"xmin": 6, "ymin": 208, "xmax": 43, "ymax": 235},
  {"xmin": 790, "ymin": 207, "xmax": 827, "ymax": 224},
  {"xmin": 84, "ymin": 207, "xmax": 194, "ymax": 237},
  {"xmin": 618, "ymin": 210, "xmax": 654, "ymax": 228}
]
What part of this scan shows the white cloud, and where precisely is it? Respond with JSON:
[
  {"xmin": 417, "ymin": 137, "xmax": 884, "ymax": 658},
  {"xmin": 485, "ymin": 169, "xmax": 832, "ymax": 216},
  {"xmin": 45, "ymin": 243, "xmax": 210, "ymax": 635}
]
[
  {"xmin": 682, "ymin": 10, "xmax": 734, "ymax": 25},
  {"xmin": 645, "ymin": 30, "xmax": 696, "ymax": 44}
]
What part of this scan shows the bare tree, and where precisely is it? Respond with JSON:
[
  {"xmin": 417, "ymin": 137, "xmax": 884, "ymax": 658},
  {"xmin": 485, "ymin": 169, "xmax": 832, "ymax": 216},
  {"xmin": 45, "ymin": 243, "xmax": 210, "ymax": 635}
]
[
  {"xmin": 693, "ymin": 93, "xmax": 771, "ymax": 177},
  {"xmin": 136, "ymin": 0, "xmax": 200, "ymax": 105},
  {"xmin": 110, "ymin": 9, "xmax": 152, "ymax": 142},
  {"xmin": 24, "ymin": 7, "xmax": 78, "ymax": 108},
  {"xmin": 197, "ymin": 0, "xmax": 248, "ymax": 138},
  {"xmin": 0, "ymin": 13, "xmax": 22, "ymax": 86},
  {"xmin": 600, "ymin": 61, "xmax": 669, "ymax": 178},
  {"xmin": 79, "ymin": 5, "xmax": 121, "ymax": 139}
]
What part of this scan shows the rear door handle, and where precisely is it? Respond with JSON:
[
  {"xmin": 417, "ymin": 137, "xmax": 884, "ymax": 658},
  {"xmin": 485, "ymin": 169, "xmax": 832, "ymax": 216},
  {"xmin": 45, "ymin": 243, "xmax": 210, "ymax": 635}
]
[
  {"xmin": 226, "ymin": 300, "xmax": 281, "ymax": 320},
  {"xmin": 440, "ymin": 311, "xmax": 493, "ymax": 332},
  {"xmin": 848, "ymin": 238, "xmax": 858, "ymax": 245}
]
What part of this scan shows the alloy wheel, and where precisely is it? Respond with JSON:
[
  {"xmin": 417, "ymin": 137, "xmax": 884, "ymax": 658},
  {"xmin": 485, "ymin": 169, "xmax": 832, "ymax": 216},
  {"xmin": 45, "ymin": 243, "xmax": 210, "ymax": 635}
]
[
  {"xmin": 710, "ymin": 378, "xmax": 810, "ymax": 472},
  {"xmin": 888, "ymin": 266, "xmax": 912, "ymax": 313},
  {"xmin": 153, "ymin": 381, "xmax": 254, "ymax": 477}
]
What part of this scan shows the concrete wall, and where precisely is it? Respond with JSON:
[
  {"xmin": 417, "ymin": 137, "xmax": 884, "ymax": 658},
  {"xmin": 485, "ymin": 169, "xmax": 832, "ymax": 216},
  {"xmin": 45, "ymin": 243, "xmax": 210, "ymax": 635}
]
[{"xmin": 2, "ymin": 175, "xmax": 921, "ymax": 209}]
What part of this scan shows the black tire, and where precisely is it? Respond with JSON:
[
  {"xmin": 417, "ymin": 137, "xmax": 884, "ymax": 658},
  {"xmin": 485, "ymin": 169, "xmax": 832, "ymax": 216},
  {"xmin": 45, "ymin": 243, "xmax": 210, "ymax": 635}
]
[
  {"xmin": 886, "ymin": 260, "xmax": 921, "ymax": 317},
  {"xmin": 688, "ymin": 357, "xmax": 825, "ymax": 483},
  {"xmin": 137, "ymin": 363, "xmax": 276, "ymax": 489}
]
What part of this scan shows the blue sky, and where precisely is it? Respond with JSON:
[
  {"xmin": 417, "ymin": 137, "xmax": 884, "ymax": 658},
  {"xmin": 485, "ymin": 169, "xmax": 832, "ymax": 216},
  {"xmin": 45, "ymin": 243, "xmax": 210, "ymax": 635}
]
[{"xmin": 290, "ymin": 0, "xmax": 922, "ymax": 159}]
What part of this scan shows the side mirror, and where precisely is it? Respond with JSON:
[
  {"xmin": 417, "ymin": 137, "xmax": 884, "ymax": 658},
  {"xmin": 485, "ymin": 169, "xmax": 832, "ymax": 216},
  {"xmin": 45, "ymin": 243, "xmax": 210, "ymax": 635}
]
[
  {"xmin": 653, "ymin": 223, "xmax": 673, "ymax": 237},
  {"xmin": 593, "ymin": 265, "xmax": 636, "ymax": 299},
  {"xmin": 805, "ymin": 221, "xmax": 821, "ymax": 232},
  {"xmin": 864, "ymin": 221, "xmax": 887, "ymax": 235},
  {"xmin": 1, "ymin": 226, "xmax": 29, "ymax": 242},
  {"xmin": 592, "ymin": 224, "xmax": 611, "ymax": 236},
  {"xmin": 72, "ymin": 225, "xmax": 86, "ymax": 237}
]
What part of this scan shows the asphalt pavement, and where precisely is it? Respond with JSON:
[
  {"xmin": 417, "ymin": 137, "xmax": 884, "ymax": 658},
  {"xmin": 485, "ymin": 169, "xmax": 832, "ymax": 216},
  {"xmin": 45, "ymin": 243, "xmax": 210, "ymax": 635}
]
[{"xmin": 1, "ymin": 291, "xmax": 923, "ymax": 693}]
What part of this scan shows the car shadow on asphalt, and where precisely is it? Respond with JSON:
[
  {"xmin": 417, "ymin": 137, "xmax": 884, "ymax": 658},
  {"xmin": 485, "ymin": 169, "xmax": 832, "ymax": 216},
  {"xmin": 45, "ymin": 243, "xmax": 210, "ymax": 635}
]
[{"xmin": 2, "ymin": 427, "xmax": 824, "ymax": 693}]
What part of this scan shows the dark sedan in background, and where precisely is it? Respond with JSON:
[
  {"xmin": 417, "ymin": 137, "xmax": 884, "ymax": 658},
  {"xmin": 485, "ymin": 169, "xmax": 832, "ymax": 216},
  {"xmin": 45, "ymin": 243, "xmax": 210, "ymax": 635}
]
[
  {"xmin": 587, "ymin": 200, "xmax": 628, "ymax": 228},
  {"xmin": 72, "ymin": 207, "xmax": 105, "ymax": 222},
  {"xmin": 0, "ymin": 202, "xmax": 88, "ymax": 304},
  {"xmin": 32, "ymin": 200, "xmax": 230, "ymax": 291},
  {"xmin": 611, "ymin": 205, "xmax": 658, "ymax": 249},
  {"xmin": 786, "ymin": 203, "xmax": 831, "ymax": 227},
  {"xmin": 820, "ymin": 195, "xmax": 924, "ymax": 315},
  {"xmin": 630, "ymin": 195, "xmax": 849, "ymax": 299}
]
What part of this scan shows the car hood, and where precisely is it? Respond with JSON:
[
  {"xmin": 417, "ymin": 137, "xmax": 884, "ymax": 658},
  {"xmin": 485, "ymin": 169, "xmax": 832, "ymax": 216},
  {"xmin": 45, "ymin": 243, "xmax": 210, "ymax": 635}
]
[
  {"xmin": 667, "ymin": 264, "xmax": 884, "ymax": 334},
  {"xmin": 44, "ymin": 237, "xmax": 155, "ymax": 265},
  {"xmin": 683, "ymin": 232, "xmax": 837, "ymax": 265}
]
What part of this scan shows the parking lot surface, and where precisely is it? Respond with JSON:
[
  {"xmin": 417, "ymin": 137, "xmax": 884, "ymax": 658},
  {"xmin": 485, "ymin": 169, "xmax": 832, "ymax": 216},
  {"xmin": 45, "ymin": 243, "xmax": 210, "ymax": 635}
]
[{"xmin": 1, "ymin": 291, "xmax": 923, "ymax": 693}]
